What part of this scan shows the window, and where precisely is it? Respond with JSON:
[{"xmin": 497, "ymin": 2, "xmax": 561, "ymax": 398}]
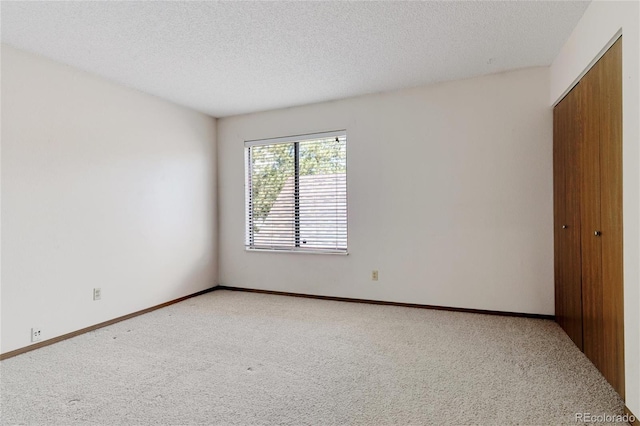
[{"xmin": 245, "ymin": 131, "xmax": 347, "ymax": 253}]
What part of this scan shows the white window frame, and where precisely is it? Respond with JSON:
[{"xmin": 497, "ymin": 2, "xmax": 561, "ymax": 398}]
[{"xmin": 244, "ymin": 130, "xmax": 348, "ymax": 255}]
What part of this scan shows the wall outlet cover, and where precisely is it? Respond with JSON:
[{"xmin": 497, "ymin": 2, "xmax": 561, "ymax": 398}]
[{"xmin": 31, "ymin": 327, "xmax": 42, "ymax": 342}]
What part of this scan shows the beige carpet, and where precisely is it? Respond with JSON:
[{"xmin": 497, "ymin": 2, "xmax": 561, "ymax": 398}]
[{"xmin": 0, "ymin": 289, "xmax": 624, "ymax": 425}]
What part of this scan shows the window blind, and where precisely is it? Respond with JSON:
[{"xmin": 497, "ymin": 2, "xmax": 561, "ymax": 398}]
[{"xmin": 245, "ymin": 131, "xmax": 347, "ymax": 253}]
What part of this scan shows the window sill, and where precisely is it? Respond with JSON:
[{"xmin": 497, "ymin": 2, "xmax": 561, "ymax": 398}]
[{"xmin": 245, "ymin": 248, "xmax": 349, "ymax": 255}]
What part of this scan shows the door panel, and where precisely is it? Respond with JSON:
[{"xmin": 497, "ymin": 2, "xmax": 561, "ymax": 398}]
[
  {"xmin": 597, "ymin": 38, "xmax": 624, "ymax": 398},
  {"xmin": 565, "ymin": 83, "xmax": 584, "ymax": 351},
  {"xmin": 553, "ymin": 87, "xmax": 583, "ymax": 349},
  {"xmin": 580, "ymin": 59, "xmax": 604, "ymax": 375},
  {"xmin": 553, "ymin": 96, "xmax": 568, "ymax": 338}
]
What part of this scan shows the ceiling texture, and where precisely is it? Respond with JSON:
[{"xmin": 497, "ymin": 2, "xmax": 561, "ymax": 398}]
[{"xmin": 1, "ymin": 1, "xmax": 589, "ymax": 117}]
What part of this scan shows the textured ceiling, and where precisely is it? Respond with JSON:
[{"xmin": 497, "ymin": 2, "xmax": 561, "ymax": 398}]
[{"xmin": 1, "ymin": 1, "xmax": 589, "ymax": 117}]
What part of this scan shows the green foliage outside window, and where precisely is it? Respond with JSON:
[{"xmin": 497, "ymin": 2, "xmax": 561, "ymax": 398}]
[{"xmin": 250, "ymin": 138, "xmax": 346, "ymax": 223}]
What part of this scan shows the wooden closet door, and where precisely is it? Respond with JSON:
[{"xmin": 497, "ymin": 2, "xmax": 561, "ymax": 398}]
[
  {"xmin": 580, "ymin": 38, "xmax": 624, "ymax": 398},
  {"xmin": 597, "ymin": 38, "xmax": 624, "ymax": 398},
  {"xmin": 553, "ymin": 86, "xmax": 583, "ymax": 349},
  {"xmin": 554, "ymin": 37, "xmax": 623, "ymax": 399},
  {"xmin": 565, "ymin": 83, "xmax": 584, "ymax": 350},
  {"xmin": 580, "ymin": 55, "xmax": 605, "ymax": 378}
]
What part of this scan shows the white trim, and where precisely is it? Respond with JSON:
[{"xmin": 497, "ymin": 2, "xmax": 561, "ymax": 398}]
[
  {"xmin": 244, "ymin": 130, "xmax": 348, "ymax": 254},
  {"xmin": 552, "ymin": 30, "xmax": 622, "ymax": 107},
  {"xmin": 245, "ymin": 130, "xmax": 346, "ymax": 147},
  {"xmin": 246, "ymin": 247, "xmax": 349, "ymax": 255}
]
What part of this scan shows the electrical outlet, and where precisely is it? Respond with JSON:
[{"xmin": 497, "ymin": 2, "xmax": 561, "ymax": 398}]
[
  {"xmin": 31, "ymin": 327, "xmax": 42, "ymax": 342},
  {"xmin": 372, "ymin": 270, "xmax": 379, "ymax": 281},
  {"xmin": 93, "ymin": 288, "xmax": 102, "ymax": 301}
]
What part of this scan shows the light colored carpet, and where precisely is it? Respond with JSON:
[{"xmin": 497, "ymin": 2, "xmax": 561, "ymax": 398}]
[{"xmin": 0, "ymin": 289, "xmax": 624, "ymax": 425}]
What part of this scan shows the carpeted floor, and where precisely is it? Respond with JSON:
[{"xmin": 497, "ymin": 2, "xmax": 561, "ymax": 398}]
[{"xmin": 0, "ymin": 289, "xmax": 624, "ymax": 425}]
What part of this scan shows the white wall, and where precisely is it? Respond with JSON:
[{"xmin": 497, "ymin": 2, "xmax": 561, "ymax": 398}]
[
  {"xmin": 218, "ymin": 67, "xmax": 553, "ymax": 316},
  {"xmin": 0, "ymin": 45, "xmax": 218, "ymax": 354},
  {"xmin": 550, "ymin": 0, "xmax": 640, "ymax": 414}
]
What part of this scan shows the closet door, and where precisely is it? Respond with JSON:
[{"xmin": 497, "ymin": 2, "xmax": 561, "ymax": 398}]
[
  {"xmin": 580, "ymin": 58, "xmax": 604, "ymax": 377},
  {"xmin": 580, "ymin": 38, "xmax": 624, "ymax": 398},
  {"xmin": 597, "ymin": 38, "xmax": 624, "ymax": 399},
  {"xmin": 553, "ymin": 86, "xmax": 583, "ymax": 349},
  {"xmin": 554, "ymin": 37, "xmax": 623, "ymax": 399}
]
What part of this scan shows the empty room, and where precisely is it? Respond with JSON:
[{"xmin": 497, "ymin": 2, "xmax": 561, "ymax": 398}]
[{"xmin": 1, "ymin": 1, "xmax": 639, "ymax": 425}]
